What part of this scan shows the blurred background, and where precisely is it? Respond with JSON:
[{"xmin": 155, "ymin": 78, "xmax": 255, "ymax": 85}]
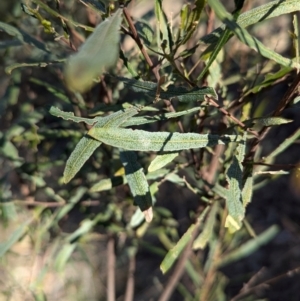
[{"xmin": 0, "ymin": 0, "xmax": 300, "ymax": 300}]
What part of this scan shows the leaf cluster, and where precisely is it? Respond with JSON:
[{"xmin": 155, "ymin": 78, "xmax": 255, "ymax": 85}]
[{"xmin": 1, "ymin": 0, "xmax": 300, "ymax": 300}]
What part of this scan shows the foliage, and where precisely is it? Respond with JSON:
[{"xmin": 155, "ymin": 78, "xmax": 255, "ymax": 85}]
[{"xmin": 1, "ymin": 0, "xmax": 300, "ymax": 300}]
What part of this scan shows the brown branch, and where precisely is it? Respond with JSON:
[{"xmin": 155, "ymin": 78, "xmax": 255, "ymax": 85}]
[
  {"xmin": 231, "ymin": 266, "xmax": 300, "ymax": 301},
  {"xmin": 122, "ymin": 6, "xmax": 185, "ymax": 134},
  {"xmin": 124, "ymin": 253, "xmax": 136, "ymax": 301},
  {"xmin": 107, "ymin": 236, "xmax": 116, "ymax": 301},
  {"xmin": 246, "ymin": 71, "xmax": 300, "ymax": 161},
  {"xmin": 122, "ymin": 7, "xmax": 160, "ymax": 81},
  {"xmin": 206, "ymin": 96, "xmax": 259, "ymax": 138}
]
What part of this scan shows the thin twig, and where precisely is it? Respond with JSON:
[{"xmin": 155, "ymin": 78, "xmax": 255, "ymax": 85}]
[
  {"xmin": 206, "ymin": 96, "xmax": 259, "ymax": 138},
  {"xmin": 124, "ymin": 253, "xmax": 136, "ymax": 301},
  {"xmin": 122, "ymin": 6, "xmax": 184, "ymax": 133},
  {"xmin": 203, "ymin": 144, "xmax": 225, "ymax": 184},
  {"xmin": 107, "ymin": 236, "xmax": 116, "ymax": 301},
  {"xmin": 158, "ymin": 222, "xmax": 200, "ymax": 301},
  {"xmin": 231, "ymin": 266, "xmax": 300, "ymax": 301},
  {"xmin": 246, "ymin": 71, "xmax": 300, "ymax": 161},
  {"xmin": 122, "ymin": 6, "xmax": 160, "ymax": 80}
]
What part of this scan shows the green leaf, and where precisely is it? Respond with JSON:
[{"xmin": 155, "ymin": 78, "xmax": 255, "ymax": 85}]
[
  {"xmin": 63, "ymin": 135, "xmax": 101, "ymax": 183},
  {"xmin": 0, "ymin": 219, "xmax": 31, "ymax": 257},
  {"xmin": 179, "ymin": 0, "xmax": 205, "ymax": 45},
  {"xmin": 31, "ymin": 78, "xmax": 73, "ymax": 105},
  {"xmin": 0, "ymin": 202, "xmax": 17, "ymax": 221},
  {"xmin": 117, "ymin": 76, "xmax": 218, "ymax": 101},
  {"xmin": 255, "ymin": 170, "xmax": 289, "ymax": 175},
  {"xmin": 1, "ymin": 140, "xmax": 21, "ymax": 163},
  {"xmin": 5, "ymin": 60, "xmax": 65, "ymax": 74},
  {"xmin": 63, "ymin": 107, "xmax": 139, "ymax": 183},
  {"xmin": 98, "ymin": 106, "xmax": 140, "ymax": 127},
  {"xmin": 160, "ymin": 207, "xmax": 209, "ymax": 274},
  {"xmin": 218, "ymin": 225, "xmax": 279, "ymax": 267},
  {"xmin": 64, "ymin": 9, "xmax": 122, "ymax": 92},
  {"xmin": 55, "ymin": 187, "xmax": 86, "ymax": 221},
  {"xmin": 199, "ymin": 0, "xmax": 244, "ymax": 81},
  {"xmin": 244, "ymin": 116, "xmax": 293, "ymax": 127},
  {"xmin": 155, "ymin": 0, "xmax": 173, "ymax": 54},
  {"xmin": 207, "ymin": 0, "xmax": 300, "ymax": 69},
  {"xmin": 165, "ymin": 173, "xmax": 185, "ymax": 186},
  {"xmin": 225, "ymin": 136, "xmax": 246, "ymax": 233},
  {"xmin": 148, "ymin": 152, "xmax": 178, "ymax": 172},
  {"xmin": 292, "ymin": 14, "xmax": 300, "ymax": 66},
  {"xmin": 0, "ymin": 39, "xmax": 22, "ymax": 49},
  {"xmin": 50, "ymin": 106, "xmax": 97, "ymax": 125},
  {"xmin": 120, "ymin": 150, "xmax": 153, "ymax": 222},
  {"xmin": 79, "ymin": 0, "xmax": 106, "ymax": 13},
  {"xmin": 54, "ymin": 243, "xmax": 77, "ymax": 272},
  {"xmin": 88, "ymin": 127, "xmax": 240, "ymax": 152},
  {"xmin": 66, "ymin": 219, "xmax": 95, "ymax": 242},
  {"xmin": 123, "ymin": 107, "xmax": 203, "ymax": 127},
  {"xmin": 0, "ymin": 21, "xmax": 50, "ymax": 53},
  {"xmin": 244, "ymin": 66, "xmax": 293, "ymax": 96},
  {"xmin": 90, "ymin": 175, "xmax": 127, "ymax": 192},
  {"xmin": 31, "ymin": 0, "xmax": 94, "ymax": 32},
  {"xmin": 135, "ymin": 20, "xmax": 154, "ymax": 47},
  {"xmin": 242, "ymin": 175, "xmax": 253, "ymax": 207},
  {"xmin": 200, "ymin": 0, "xmax": 300, "ymax": 46},
  {"xmin": 193, "ymin": 202, "xmax": 218, "ymax": 250},
  {"xmin": 197, "ymin": 21, "xmax": 233, "ymax": 80},
  {"xmin": 161, "ymin": 223, "xmax": 195, "ymax": 274},
  {"xmin": 146, "ymin": 168, "xmax": 170, "ymax": 180},
  {"xmin": 266, "ymin": 128, "xmax": 300, "ymax": 160}
]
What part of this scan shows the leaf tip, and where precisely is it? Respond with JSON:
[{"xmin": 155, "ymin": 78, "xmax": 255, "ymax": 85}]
[
  {"xmin": 143, "ymin": 207, "xmax": 153, "ymax": 223},
  {"xmin": 63, "ymin": 176, "xmax": 70, "ymax": 184}
]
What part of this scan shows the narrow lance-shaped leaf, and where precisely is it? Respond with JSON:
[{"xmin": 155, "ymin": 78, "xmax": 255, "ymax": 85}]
[
  {"xmin": 160, "ymin": 207, "xmax": 209, "ymax": 274},
  {"xmin": 200, "ymin": 0, "xmax": 300, "ymax": 46},
  {"xmin": 197, "ymin": 0, "xmax": 244, "ymax": 81},
  {"xmin": 225, "ymin": 135, "xmax": 246, "ymax": 233},
  {"xmin": 218, "ymin": 225, "xmax": 279, "ymax": 267},
  {"xmin": 155, "ymin": 0, "xmax": 173, "ymax": 55},
  {"xmin": 193, "ymin": 202, "xmax": 218, "ymax": 250},
  {"xmin": 207, "ymin": 0, "xmax": 300, "ymax": 69},
  {"xmin": 0, "ymin": 219, "xmax": 32, "ymax": 257},
  {"xmin": 5, "ymin": 60, "xmax": 65, "ymax": 74},
  {"xmin": 265, "ymin": 128, "xmax": 300, "ymax": 160},
  {"xmin": 244, "ymin": 66, "xmax": 293, "ymax": 96},
  {"xmin": 123, "ymin": 107, "xmax": 203, "ymax": 127},
  {"xmin": 55, "ymin": 243, "xmax": 77, "ymax": 272},
  {"xmin": 120, "ymin": 150, "xmax": 153, "ymax": 222},
  {"xmin": 63, "ymin": 107, "xmax": 139, "ymax": 183},
  {"xmin": 117, "ymin": 76, "xmax": 218, "ymax": 101},
  {"xmin": 96, "ymin": 106, "xmax": 140, "ymax": 128},
  {"xmin": 292, "ymin": 14, "xmax": 300, "ymax": 66},
  {"xmin": 64, "ymin": 9, "xmax": 122, "ymax": 92},
  {"xmin": 90, "ymin": 176, "xmax": 127, "ymax": 192},
  {"xmin": 55, "ymin": 187, "xmax": 87, "ymax": 221},
  {"xmin": 244, "ymin": 116, "xmax": 293, "ymax": 127},
  {"xmin": 80, "ymin": 0, "xmax": 106, "ymax": 13},
  {"xmin": 88, "ymin": 127, "xmax": 240, "ymax": 152},
  {"xmin": 63, "ymin": 135, "xmax": 101, "ymax": 183},
  {"xmin": 242, "ymin": 175, "xmax": 253, "ymax": 208},
  {"xmin": 50, "ymin": 106, "xmax": 97, "ymax": 125},
  {"xmin": 179, "ymin": 0, "xmax": 205, "ymax": 45},
  {"xmin": 148, "ymin": 152, "xmax": 179, "ymax": 173},
  {"xmin": 0, "ymin": 21, "xmax": 50, "ymax": 54}
]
